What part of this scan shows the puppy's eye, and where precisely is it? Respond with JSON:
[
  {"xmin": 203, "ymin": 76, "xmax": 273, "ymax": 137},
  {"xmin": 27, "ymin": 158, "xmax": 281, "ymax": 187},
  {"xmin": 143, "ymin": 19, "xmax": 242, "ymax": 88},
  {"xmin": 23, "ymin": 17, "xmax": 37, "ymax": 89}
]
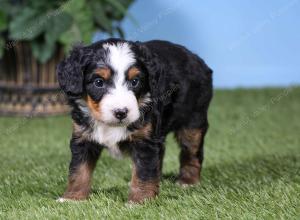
[
  {"xmin": 94, "ymin": 78, "xmax": 104, "ymax": 88},
  {"xmin": 130, "ymin": 78, "xmax": 139, "ymax": 87}
]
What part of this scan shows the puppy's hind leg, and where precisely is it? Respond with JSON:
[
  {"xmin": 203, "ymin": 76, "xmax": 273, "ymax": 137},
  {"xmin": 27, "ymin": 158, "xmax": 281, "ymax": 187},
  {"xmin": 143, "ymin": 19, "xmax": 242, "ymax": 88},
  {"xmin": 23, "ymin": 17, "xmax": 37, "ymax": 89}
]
[{"xmin": 175, "ymin": 127, "xmax": 208, "ymax": 186}]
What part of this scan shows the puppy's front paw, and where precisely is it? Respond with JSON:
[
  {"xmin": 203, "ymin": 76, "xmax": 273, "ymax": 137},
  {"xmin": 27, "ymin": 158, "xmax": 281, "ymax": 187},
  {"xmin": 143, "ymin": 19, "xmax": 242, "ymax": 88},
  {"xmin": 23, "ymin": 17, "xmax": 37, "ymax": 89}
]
[
  {"xmin": 177, "ymin": 165, "xmax": 200, "ymax": 187},
  {"xmin": 58, "ymin": 190, "xmax": 90, "ymax": 202},
  {"xmin": 56, "ymin": 194, "xmax": 88, "ymax": 202},
  {"xmin": 128, "ymin": 181, "xmax": 159, "ymax": 204},
  {"xmin": 128, "ymin": 191, "xmax": 157, "ymax": 204},
  {"xmin": 176, "ymin": 179, "xmax": 199, "ymax": 188}
]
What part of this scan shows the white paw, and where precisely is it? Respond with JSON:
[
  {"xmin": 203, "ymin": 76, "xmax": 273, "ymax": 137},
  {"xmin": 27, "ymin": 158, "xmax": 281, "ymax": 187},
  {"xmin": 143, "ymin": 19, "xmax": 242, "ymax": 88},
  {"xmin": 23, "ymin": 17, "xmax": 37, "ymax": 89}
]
[
  {"xmin": 125, "ymin": 201, "xmax": 140, "ymax": 208},
  {"xmin": 176, "ymin": 181, "xmax": 194, "ymax": 188},
  {"xmin": 56, "ymin": 197, "xmax": 69, "ymax": 203}
]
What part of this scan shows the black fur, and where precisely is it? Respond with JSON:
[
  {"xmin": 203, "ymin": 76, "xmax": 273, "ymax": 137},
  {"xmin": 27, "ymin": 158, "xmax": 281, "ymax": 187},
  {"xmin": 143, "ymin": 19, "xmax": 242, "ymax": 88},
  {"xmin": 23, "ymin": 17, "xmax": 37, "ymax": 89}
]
[{"xmin": 57, "ymin": 38, "xmax": 213, "ymax": 202}]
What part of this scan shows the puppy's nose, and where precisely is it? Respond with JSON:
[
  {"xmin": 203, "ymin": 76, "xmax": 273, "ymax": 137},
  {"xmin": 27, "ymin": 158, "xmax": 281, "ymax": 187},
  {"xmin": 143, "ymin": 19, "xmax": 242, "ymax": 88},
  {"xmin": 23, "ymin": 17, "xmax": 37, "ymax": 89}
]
[{"xmin": 113, "ymin": 108, "xmax": 128, "ymax": 120}]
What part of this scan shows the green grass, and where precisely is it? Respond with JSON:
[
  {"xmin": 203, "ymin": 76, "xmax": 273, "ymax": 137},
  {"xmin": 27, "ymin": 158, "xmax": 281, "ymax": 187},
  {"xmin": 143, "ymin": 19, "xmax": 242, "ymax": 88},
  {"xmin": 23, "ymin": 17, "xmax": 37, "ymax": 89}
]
[{"xmin": 1, "ymin": 87, "xmax": 300, "ymax": 219}]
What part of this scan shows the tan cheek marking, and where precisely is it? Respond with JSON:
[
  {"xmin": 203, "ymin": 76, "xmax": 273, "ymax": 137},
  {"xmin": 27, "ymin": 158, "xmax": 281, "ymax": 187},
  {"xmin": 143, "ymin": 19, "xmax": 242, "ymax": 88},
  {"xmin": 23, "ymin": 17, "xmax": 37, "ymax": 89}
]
[
  {"xmin": 86, "ymin": 95, "xmax": 102, "ymax": 120},
  {"xmin": 128, "ymin": 67, "xmax": 140, "ymax": 80},
  {"xmin": 95, "ymin": 68, "xmax": 111, "ymax": 80}
]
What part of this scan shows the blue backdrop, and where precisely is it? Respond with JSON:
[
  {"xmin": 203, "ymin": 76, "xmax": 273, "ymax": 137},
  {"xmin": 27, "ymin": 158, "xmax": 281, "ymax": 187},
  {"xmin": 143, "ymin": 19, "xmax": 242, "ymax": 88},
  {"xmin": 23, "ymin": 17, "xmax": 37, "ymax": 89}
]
[{"xmin": 95, "ymin": 0, "xmax": 300, "ymax": 88}]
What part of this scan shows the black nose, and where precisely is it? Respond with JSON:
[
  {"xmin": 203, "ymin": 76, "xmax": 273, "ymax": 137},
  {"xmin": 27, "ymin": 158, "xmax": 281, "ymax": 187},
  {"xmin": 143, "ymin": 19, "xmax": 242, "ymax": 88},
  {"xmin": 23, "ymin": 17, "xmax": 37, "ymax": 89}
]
[{"xmin": 113, "ymin": 108, "xmax": 128, "ymax": 120}]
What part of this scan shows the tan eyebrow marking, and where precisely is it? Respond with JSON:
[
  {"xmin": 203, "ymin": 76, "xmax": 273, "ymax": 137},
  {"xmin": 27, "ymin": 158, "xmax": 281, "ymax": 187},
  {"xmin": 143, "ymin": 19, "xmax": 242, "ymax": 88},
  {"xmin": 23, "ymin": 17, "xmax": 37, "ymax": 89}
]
[
  {"xmin": 128, "ymin": 67, "xmax": 140, "ymax": 80},
  {"xmin": 94, "ymin": 68, "xmax": 111, "ymax": 80}
]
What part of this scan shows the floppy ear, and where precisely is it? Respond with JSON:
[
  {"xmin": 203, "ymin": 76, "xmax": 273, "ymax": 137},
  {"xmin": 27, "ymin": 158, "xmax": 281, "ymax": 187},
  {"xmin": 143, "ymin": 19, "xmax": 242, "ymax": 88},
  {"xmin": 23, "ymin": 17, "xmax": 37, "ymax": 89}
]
[
  {"xmin": 136, "ymin": 43, "xmax": 170, "ymax": 137},
  {"xmin": 57, "ymin": 46, "xmax": 85, "ymax": 99},
  {"xmin": 137, "ymin": 43, "xmax": 166, "ymax": 102}
]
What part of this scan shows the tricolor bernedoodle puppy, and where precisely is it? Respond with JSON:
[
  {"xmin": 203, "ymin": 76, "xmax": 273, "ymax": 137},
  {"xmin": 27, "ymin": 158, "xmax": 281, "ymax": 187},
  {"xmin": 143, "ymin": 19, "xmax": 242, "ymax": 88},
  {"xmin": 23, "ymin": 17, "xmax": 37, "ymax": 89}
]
[{"xmin": 57, "ymin": 38, "xmax": 213, "ymax": 203}]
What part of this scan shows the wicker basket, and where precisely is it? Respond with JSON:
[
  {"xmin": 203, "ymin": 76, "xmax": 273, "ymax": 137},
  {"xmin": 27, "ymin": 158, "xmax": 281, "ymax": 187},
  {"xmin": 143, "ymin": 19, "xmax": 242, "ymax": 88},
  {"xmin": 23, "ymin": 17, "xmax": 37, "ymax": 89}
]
[{"xmin": 0, "ymin": 42, "xmax": 69, "ymax": 116}]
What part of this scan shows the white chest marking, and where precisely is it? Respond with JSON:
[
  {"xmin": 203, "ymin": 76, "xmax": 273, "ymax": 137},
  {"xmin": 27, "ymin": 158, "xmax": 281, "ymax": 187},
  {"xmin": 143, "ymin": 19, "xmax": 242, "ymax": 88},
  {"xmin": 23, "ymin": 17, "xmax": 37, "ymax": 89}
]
[
  {"xmin": 90, "ymin": 121, "xmax": 130, "ymax": 158},
  {"xmin": 76, "ymin": 100, "xmax": 131, "ymax": 158}
]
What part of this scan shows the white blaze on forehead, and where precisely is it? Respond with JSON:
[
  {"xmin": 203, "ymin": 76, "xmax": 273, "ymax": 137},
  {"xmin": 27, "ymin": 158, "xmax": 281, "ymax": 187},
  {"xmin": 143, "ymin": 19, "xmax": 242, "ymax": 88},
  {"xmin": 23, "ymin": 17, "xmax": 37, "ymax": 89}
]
[{"xmin": 103, "ymin": 42, "xmax": 135, "ymax": 84}]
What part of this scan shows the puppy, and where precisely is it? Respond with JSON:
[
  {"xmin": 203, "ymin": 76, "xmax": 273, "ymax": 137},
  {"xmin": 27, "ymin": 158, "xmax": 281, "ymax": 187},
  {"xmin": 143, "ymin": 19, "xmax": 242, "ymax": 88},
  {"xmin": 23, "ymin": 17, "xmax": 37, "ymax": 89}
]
[{"xmin": 57, "ymin": 38, "xmax": 213, "ymax": 203}]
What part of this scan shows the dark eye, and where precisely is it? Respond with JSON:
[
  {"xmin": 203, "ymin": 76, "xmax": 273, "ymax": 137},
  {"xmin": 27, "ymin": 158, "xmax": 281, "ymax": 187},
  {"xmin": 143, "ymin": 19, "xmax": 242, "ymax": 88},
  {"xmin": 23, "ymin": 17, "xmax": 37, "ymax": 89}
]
[
  {"xmin": 131, "ymin": 78, "xmax": 139, "ymax": 87},
  {"xmin": 94, "ymin": 78, "xmax": 104, "ymax": 88}
]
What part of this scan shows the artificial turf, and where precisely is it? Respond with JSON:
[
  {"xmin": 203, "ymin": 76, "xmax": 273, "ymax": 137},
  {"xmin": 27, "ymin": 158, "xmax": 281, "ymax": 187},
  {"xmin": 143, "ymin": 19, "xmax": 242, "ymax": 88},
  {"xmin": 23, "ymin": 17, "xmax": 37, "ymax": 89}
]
[{"xmin": 0, "ymin": 87, "xmax": 299, "ymax": 219}]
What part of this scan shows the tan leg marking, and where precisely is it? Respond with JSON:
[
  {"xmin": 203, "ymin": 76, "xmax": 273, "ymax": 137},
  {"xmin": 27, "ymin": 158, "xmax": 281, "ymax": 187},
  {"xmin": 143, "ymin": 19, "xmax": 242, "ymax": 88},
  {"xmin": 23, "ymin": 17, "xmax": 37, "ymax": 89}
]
[
  {"xmin": 176, "ymin": 129, "xmax": 203, "ymax": 185},
  {"xmin": 62, "ymin": 162, "xmax": 95, "ymax": 200},
  {"xmin": 128, "ymin": 164, "xmax": 159, "ymax": 203}
]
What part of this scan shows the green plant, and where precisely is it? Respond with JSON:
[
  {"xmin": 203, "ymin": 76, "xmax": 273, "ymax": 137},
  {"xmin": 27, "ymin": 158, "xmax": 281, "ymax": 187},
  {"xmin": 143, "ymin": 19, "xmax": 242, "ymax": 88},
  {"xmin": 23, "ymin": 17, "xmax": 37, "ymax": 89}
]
[{"xmin": 0, "ymin": 0, "xmax": 134, "ymax": 63}]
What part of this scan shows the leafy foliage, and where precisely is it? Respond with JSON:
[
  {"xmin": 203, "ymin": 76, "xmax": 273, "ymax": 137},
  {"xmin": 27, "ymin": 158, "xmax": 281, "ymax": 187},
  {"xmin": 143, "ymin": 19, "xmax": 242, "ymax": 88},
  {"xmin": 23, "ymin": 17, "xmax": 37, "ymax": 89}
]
[{"xmin": 0, "ymin": 0, "xmax": 134, "ymax": 63}]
